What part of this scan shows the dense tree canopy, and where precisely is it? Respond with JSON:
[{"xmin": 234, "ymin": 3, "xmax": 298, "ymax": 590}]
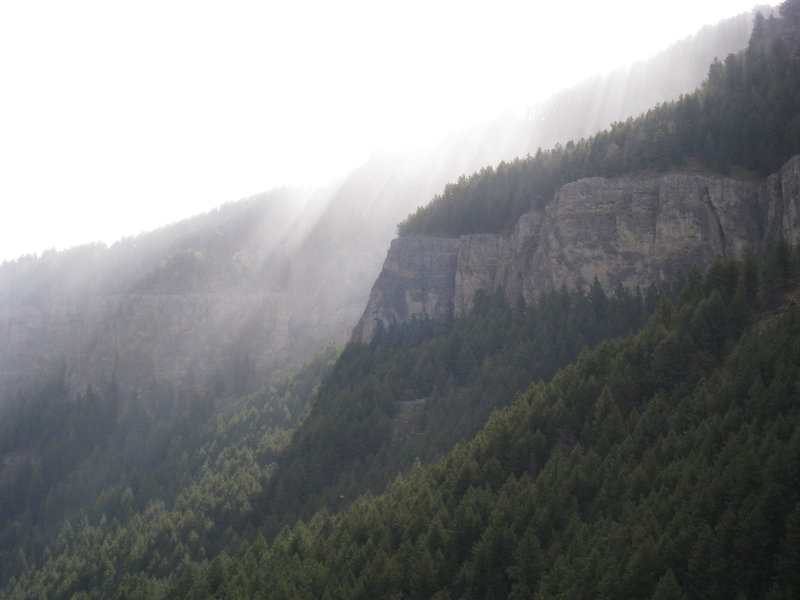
[
  {"xmin": 4, "ymin": 242, "xmax": 798, "ymax": 600},
  {"xmin": 399, "ymin": 5, "xmax": 800, "ymax": 236},
  {"xmin": 4, "ymin": 4, "xmax": 800, "ymax": 598}
]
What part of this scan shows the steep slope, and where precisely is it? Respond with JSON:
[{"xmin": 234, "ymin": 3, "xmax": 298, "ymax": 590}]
[
  {"xmin": 0, "ymin": 6, "xmax": 787, "ymax": 599},
  {"xmin": 258, "ymin": 0, "xmax": 800, "ymax": 553},
  {"xmin": 260, "ymin": 284, "xmax": 655, "ymax": 531},
  {"xmin": 213, "ymin": 250, "xmax": 800, "ymax": 599},
  {"xmin": 6, "ymin": 235, "xmax": 798, "ymax": 599}
]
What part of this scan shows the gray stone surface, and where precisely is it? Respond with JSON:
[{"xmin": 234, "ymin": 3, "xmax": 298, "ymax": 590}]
[
  {"xmin": 352, "ymin": 237, "xmax": 459, "ymax": 343},
  {"xmin": 354, "ymin": 156, "xmax": 800, "ymax": 342}
]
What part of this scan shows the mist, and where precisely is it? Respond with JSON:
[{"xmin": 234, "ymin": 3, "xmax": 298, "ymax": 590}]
[
  {"xmin": 0, "ymin": 7, "xmax": 767, "ymax": 403},
  {"xmin": 0, "ymin": 0, "xmax": 768, "ymax": 264}
]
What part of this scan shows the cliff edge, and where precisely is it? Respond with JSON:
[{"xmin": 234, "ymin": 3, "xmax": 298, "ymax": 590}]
[{"xmin": 353, "ymin": 156, "xmax": 800, "ymax": 343}]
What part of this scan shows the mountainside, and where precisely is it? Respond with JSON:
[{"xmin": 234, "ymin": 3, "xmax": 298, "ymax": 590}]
[
  {"xmin": 3, "ymin": 4, "xmax": 800, "ymax": 599},
  {"xmin": 356, "ymin": 6, "xmax": 800, "ymax": 342},
  {"xmin": 250, "ymin": 0, "xmax": 800, "ymax": 566},
  {"xmin": 0, "ymin": 9, "xmax": 759, "ymax": 403},
  {"xmin": 201, "ymin": 254, "xmax": 800, "ymax": 599},
  {"xmin": 5, "ymin": 233, "xmax": 798, "ymax": 599},
  {"xmin": 0, "ymin": 157, "xmax": 472, "ymax": 402},
  {"xmin": 355, "ymin": 156, "xmax": 800, "ymax": 342},
  {"xmin": 0, "ymin": 191, "xmax": 316, "ymax": 401}
]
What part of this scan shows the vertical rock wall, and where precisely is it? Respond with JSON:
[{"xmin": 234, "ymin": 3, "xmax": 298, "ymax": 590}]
[{"xmin": 354, "ymin": 156, "xmax": 800, "ymax": 342}]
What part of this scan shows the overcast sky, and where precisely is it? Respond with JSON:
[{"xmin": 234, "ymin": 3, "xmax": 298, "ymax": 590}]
[{"xmin": 0, "ymin": 0, "xmax": 770, "ymax": 262}]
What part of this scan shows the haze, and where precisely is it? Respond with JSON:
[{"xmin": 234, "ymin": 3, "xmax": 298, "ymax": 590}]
[{"xmin": 0, "ymin": 0, "xmax": 767, "ymax": 262}]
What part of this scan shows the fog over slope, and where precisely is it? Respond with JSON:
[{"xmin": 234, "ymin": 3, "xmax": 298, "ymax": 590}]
[{"xmin": 0, "ymin": 9, "xmax": 761, "ymax": 403}]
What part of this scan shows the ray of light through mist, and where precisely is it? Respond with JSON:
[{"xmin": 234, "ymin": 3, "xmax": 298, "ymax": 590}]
[{"xmin": 0, "ymin": 0, "xmax": 772, "ymax": 262}]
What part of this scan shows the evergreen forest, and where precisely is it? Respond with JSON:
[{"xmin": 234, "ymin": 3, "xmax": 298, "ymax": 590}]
[
  {"xmin": 4, "ymin": 224, "xmax": 799, "ymax": 600},
  {"xmin": 2, "ymin": 2, "xmax": 800, "ymax": 599},
  {"xmin": 398, "ymin": 4, "xmax": 800, "ymax": 237}
]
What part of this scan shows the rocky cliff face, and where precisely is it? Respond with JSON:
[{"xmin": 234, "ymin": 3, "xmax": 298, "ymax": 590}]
[
  {"xmin": 355, "ymin": 237, "xmax": 461, "ymax": 339},
  {"xmin": 353, "ymin": 156, "xmax": 800, "ymax": 343}
]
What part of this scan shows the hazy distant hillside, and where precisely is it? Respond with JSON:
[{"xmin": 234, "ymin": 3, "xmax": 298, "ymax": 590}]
[
  {"xmin": 0, "ymin": 189, "xmax": 319, "ymax": 401},
  {"xmin": 1, "ymin": 5, "xmax": 797, "ymax": 599}
]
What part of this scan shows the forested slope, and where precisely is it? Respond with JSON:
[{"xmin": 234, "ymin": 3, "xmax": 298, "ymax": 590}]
[
  {"xmin": 256, "ymin": 0, "xmax": 800, "ymax": 538},
  {"xmin": 6, "ymin": 237, "xmax": 798, "ymax": 599},
  {"xmin": 257, "ymin": 280, "xmax": 659, "ymax": 533},
  {"xmin": 2, "ymin": 5, "xmax": 800, "ymax": 599},
  {"xmin": 0, "ymin": 348, "xmax": 337, "ymax": 594},
  {"xmin": 218, "ymin": 246, "xmax": 800, "ymax": 599},
  {"xmin": 399, "ymin": 4, "xmax": 800, "ymax": 237}
]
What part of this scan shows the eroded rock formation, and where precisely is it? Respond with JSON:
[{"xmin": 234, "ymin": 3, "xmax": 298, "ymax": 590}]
[{"xmin": 353, "ymin": 156, "xmax": 800, "ymax": 343}]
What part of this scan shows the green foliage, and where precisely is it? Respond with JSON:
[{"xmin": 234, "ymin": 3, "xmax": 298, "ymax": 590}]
[
  {"xmin": 5, "ymin": 6, "xmax": 800, "ymax": 597},
  {"xmin": 399, "ymin": 7, "xmax": 800, "ymax": 237},
  {"xmin": 183, "ymin": 247, "xmax": 797, "ymax": 599},
  {"xmin": 8, "ymin": 246, "xmax": 800, "ymax": 599},
  {"xmin": 0, "ymin": 380, "xmax": 118, "ymax": 538},
  {"xmin": 0, "ymin": 347, "xmax": 337, "ymax": 596},
  {"xmin": 257, "ymin": 282, "xmax": 655, "ymax": 531}
]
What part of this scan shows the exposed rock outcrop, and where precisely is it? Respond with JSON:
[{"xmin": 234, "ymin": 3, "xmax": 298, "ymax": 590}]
[
  {"xmin": 353, "ymin": 156, "xmax": 800, "ymax": 343},
  {"xmin": 354, "ymin": 237, "xmax": 460, "ymax": 342}
]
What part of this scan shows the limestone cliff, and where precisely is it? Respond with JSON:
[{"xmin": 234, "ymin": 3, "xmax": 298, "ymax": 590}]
[
  {"xmin": 354, "ymin": 237, "xmax": 460, "ymax": 342},
  {"xmin": 353, "ymin": 156, "xmax": 800, "ymax": 343}
]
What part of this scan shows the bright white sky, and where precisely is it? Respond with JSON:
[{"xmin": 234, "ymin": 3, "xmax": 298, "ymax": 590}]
[{"xmin": 0, "ymin": 0, "xmax": 770, "ymax": 262}]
